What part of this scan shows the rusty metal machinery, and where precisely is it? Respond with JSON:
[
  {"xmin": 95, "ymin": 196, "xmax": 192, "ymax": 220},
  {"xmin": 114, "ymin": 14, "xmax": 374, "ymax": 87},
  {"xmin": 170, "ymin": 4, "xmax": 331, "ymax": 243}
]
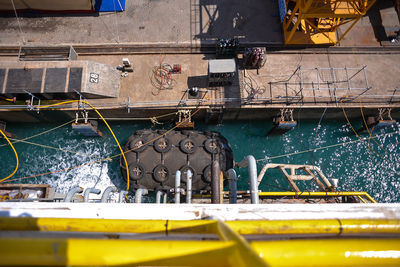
[{"xmin": 280, "ymin": 0, "xmax": 377, "ymax": 45}]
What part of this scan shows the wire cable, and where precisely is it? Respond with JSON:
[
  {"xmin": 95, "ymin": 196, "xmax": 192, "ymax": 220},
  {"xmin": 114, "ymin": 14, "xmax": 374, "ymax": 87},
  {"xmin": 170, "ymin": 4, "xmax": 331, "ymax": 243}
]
[
  {"xmin": 7, "ymin": 108, "xmax": 201, "ymax": 188},
  {"xmin": 341, "ymin": 105, "xmax": 384, "ymax": 160},
  {"xmin": 0, "ymin": 120, "xmax": 74, "ymax": 148},
  {"xmin": 34, "ymin": 100, "xmax": 130, "ymax": 191},
  {"xmin": 0, "ymin": 129, "xmax": 19, "ymax": 183},
  {"xmin": 360, "ymin": 106, "xmax": 391, "ymax": 157},
  {"xmin": 257, "ymin": 130, "xmax": 399, "ymax": 162}
]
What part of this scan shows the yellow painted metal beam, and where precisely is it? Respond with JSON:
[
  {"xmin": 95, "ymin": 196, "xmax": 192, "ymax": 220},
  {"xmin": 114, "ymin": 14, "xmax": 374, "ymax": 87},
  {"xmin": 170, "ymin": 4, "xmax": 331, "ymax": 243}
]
[
  {"xmin": 0, "ymin": 218, "xmax": 398, "ymax": 235},
  {"xmin": 1, "ymin": 238, "xmax": 400, "ymax": 266},
  {"xmin": 251, "ymin": 239, "xmax": 400, "ymax": 267},
  {"xmin": 0, "ymin": 238, "xmax": 237, "ymax": 267}
]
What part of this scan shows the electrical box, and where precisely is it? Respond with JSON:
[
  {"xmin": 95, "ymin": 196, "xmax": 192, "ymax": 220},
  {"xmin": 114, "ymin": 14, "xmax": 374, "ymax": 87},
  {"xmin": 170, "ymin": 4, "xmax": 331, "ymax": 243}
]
[{"xmin": 208, "ymin": 59, "xmax": 236, "ymax": 87}]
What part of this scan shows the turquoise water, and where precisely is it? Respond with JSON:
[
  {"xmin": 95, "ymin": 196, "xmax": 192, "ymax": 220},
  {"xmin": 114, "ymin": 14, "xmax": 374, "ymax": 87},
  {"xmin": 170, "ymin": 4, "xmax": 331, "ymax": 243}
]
[{"xmin": 0, "ymin": 118, "xmax": 399, "ymax": 202}]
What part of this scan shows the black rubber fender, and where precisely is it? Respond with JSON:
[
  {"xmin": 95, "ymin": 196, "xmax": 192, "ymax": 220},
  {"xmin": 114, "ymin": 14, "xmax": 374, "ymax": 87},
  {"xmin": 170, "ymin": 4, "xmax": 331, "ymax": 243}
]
[
  {"xmin": 179, "ymin": 165, "xmax": 196, "ymax": 183},
  {"xmin": 204, "ymin": 138, "xmax": 220, "ymax": 154},
  {"xmin": 179, "ymin": 138, "xmax": 197, "ymax": 154},
  {"xmin": 129, "ymin": 138, "xmax": 147, "ymax": 152},
  {"xmin": 128, "ymin": 162, "xmax": 146, "ymax": 181},
  {"xmin": 202, "ymin": 165, "xmax": 212, "ymax": 183},
  {"xmin": 154, "ymin": 137, "xmax": 172, "ymax": 153},
  {"xmin": 153, "ymin": 164, "xmax": 170, "ymax": 183}
]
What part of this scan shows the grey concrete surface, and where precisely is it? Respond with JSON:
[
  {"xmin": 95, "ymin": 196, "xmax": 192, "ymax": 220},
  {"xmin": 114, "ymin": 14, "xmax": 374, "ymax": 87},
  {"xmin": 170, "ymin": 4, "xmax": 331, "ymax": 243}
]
[
  {"xmin": 0, "ymin": 0, "xmax": 397, "ymax": 46},
  {"xmin": 0, "ymin": 0, "xmax": 283, "ymax": 45}
]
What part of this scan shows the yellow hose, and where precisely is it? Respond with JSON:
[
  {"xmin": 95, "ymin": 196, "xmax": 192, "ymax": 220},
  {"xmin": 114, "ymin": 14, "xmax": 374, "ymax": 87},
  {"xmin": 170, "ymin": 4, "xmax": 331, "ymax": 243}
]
[
  {"xmin": 0, "ymin": 129, "xmax": 19, "ymax": 183},
  {"xmin": 37, "ymin": 100, "xmax": 131, "ymax": 191}
]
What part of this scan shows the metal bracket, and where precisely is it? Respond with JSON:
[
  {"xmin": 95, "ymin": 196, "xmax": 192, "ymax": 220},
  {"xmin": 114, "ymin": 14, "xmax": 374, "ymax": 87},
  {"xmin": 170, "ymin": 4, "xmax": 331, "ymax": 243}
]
[
  {"xmin": 378, "ymin": 108, "xmax": 393, "ymax": 121},
  {"xmin": 74, "ymin": 90, "xmax": 85, "ymax": 111},
  {"xmin": 24, "ymin": 91, "xmax": 40, "ymax": 114},
  {"xmin": 279, "ymin": 108, "xmax": 294, "ymax": 121},
  {"xmin": 75, "ymin": 111, "xmax": 89, "ymax": 124},
  {"xmin": 177, "ymin": 110, "xmax": 192, "ymax": 123}
]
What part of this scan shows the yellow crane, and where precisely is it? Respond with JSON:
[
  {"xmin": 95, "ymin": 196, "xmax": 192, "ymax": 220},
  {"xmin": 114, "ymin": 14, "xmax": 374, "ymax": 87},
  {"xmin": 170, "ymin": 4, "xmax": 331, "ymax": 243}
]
[{"xmin": 280, "ymin": 0, "xmax": 377, "ymax": 45}]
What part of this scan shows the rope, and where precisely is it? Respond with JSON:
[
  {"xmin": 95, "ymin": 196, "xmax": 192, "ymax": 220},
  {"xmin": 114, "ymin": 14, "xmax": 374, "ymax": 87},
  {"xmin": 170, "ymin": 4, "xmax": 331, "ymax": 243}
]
[
  {"xmin": 0, "ymin": 120, "xmax": 74, "ymax": 148},
  {"xmin": 257, "ymin": 130, "xmax": 399, "ymax": 162},
  {"xmin": 341, "ymin": 105, "xmax": 384, "ymax": 160},
  {"xmin": 0, "ymin": 129, "xmax": 19, "ymax": 183},
  {"xmin": 31, "ymin": 100, "xmax": 130, "ymax": 192},
  {"xmin": 360, "ymin": 106, "xmax": 391, "ymax": 157},
  {"xmin": 150, "ymin": 63, "xmax": 177, "ymax": 96},
  {"xmin": 7, "ymin": 109, "xmax": 201, "ymax": 188},
  {"xmin": 6, "ymin": 137, "xmax": 93, "ymax": 157}
]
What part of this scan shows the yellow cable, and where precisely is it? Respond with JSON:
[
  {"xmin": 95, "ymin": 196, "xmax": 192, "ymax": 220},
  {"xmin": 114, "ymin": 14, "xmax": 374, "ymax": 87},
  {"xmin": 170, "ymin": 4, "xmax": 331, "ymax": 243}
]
[
  {"xmin": 36, "ymin": 100, "xmax": 131, "ymax": 191},
  {"xmin": 360, "ymin": 106, "xmax": 391, "ymax": 156},
  {"xmin": 0, "ymin": 120, "xmax": 74, "ymax": 148},
  {"xmin": 0, "ymin": 129, "xmax": 19, "ymax": 183},
  {"xmin": 7, "ymin": 108, "xmax": 202, "ymax": 185}
]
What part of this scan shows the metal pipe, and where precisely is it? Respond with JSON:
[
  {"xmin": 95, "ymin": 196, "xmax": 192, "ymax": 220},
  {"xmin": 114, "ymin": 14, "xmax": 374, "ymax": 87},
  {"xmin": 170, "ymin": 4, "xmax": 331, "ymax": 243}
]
[
  {"xmin": 175, "ymin": 170, "xmax": 181, "ymax": 204},
  {"xmin": 83, "ymin": 188, "xmax": 101, "ymax": 202},
  {"xmin": 134, "ymin": 189, "xmax": 148, "ymax": 203},
  {"xmin": 163, "ymin": 193, "xmax": 167, "ymax": 204},
  {"xmin": 119, "ymin": 190, "xmax": 128, "ymax": 203},
  {"xmin": 156, "ymin": 191, "xmax": 164, "ymax": 204},
  {"xmin": 186, "ymin": 169, "xmax": 192, "ymax": 204},
  {"xmin": 101, "ymin": 186, "xmax": 117, "ymax": 203},
  {"xmin": 64, "ymin": 186, "xmax": 83, "ymax": 202},
  {"xmin": 238, "ymin": 155, "xmax": 259, "ymax": 204},
  {"xmin": 227, "ymin": 169, "xmax": 237, "ymax": 204},
  {"xmin": 211, "ymin": 161, "xmax": 221, "ymax": 204}
]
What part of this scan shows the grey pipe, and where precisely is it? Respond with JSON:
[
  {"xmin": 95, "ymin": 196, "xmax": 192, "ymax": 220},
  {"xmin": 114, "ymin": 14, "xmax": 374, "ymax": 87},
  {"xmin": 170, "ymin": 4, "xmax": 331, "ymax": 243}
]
[
  {"xmin": 175, "ymin": 170, "xmax": 181, "ymax": 204},
  {"xmin": 83, "ymin": 188, "xmax": 101, "ymax": 202},
  {"xmin": 186, "ymin": 169, "xmax": 192, "ymax": 204},
  {"xmin": 64, "ymin": 186, "xmax": 83, "ymax": 202},
  {"xmin": 163, "ymin": 193, "xmax": 167, "ymax": 204},
  {"xmin": 211, "ymin": 161, "xmax": 221, "ymax": 204},
  {"xmin": 101, "ymin": 186, "xmax": 117, "ymax": 203},
  {"xmin": 119, "ymin": 190, "xmax": 128, "ymax": 203},
  {"xmin": 238, "ymin": 155, "xmax": 259, "ymax": 204},
  {"xmin": 135, "ymin": 188, "xmax": 148, "ymax": 203},
  {"xmin": 227, "ymin": 169, "xmax": 237, "ymax": 204}
]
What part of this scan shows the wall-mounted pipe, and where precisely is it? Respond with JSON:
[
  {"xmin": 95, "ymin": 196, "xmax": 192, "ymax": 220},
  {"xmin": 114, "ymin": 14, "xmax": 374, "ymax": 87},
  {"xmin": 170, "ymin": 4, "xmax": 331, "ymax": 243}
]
[
  {"xmin": 211, "ymin": 161, "xmax": 221, "ymax": 204},
  {"xmin": 238, "ymin": 155, "xmax": 259, "ymax": 204},
  {"xmin": 227, "ymin": 169, "xmax": 237, "ymax": 204},
  {"xmin": 186, "ymin": 169, "xmax": 192, "ymax": 204},
  {"xmin": 101, "ymin": 186, "xmax": 117, "ymax": 203},
  {"xmin": 64, "ymin": 186, "xmax": 83, "ymax": 202},
  {"xmin": 135, "ymin": 189, "xmax": 148, "ymax": 203},
  {"xmin": 175, "ymin": 170, "xmax": 181, "ymax": 204},
  {"xmin": 83, "ymin": 188, "xmax": 101, "ymax": 202},
  {"xmin": 119, "ymin": 190, "xmax": 128, "ymax": 203}
]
